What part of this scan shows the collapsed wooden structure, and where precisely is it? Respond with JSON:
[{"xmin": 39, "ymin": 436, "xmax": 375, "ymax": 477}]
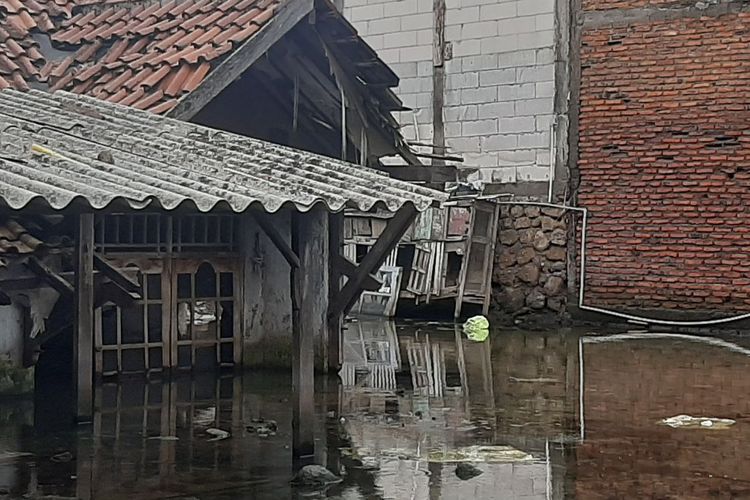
[
  {"xmin": 345, "ymin": 196, "xmax": 500, "ymax": 318},
  {"xmin": 0, "ymin": 88, "xmax": 445, "ymax": 456}
]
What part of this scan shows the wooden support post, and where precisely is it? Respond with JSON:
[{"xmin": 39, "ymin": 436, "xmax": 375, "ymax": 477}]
[
  {"xmin": 334, "ymin": 255, "xmax": 381, "ymax": 291},
  {"xmin": 292, "ymin": 208, "xmax": 328, "ymax": 458},
  {"xmin": 74, "ymin": 213, "xmax": 95, "ymax": 422},
  {"xmin": 329, "ymin": 204, "xmax": 418, "ymax": 319},
  {"xmin": 327, "ymin": 212, "xmax": 344, "ymax": 373}
]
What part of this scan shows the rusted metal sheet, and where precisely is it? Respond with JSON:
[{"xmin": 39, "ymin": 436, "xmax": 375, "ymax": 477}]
[{"xmin": 0, "ymin": 90, "xmax": 446, "ymax": 214}]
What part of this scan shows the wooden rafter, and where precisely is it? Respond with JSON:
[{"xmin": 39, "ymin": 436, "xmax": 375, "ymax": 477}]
[
  {"xmin": 168, "ymin": 0, "xmax": 315, "ymax": 120},
  {"xmin": 251, "ymin": 211, "xmax": 301, "ymax": 269},
  {"xmin": 94, "ymin": 254, "xmax": 141, "ymax": 299}
]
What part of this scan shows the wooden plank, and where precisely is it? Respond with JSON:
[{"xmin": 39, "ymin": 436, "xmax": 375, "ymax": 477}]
[
  {"xmin": 374, "ymin": 165, "xmax": 458, "ymax": 183},
  {"xmin": 75, "ymin": 214, "xmax": 95, "ymax": 422},
  {"xmin": 334, "ymin": 254, "xmax": 381, "ymax": 291},
  {"xmin": 167, "ymin": 0, "xmax": 314, "ymax": 120},
  {"xmin": 93, "ymin": 255, "xmax": 141, "ymax": 298},
  {"xmin": 329, "ymin": 204, "xmax": 418, "ymax": 319},
  {"xmin": 327, "ymin": 212, "xmax": 343, "ymax": 373},
  {"xmin": 251, "ymin": 212, "xmax": 301, "ymax": 269},
  {"xmin": 482, "ymin": 203, "xmax": 501, "ymax": 315},
  {"xmin": 26, "ymin": 256, "xmax": 74, "ymax": 296}
]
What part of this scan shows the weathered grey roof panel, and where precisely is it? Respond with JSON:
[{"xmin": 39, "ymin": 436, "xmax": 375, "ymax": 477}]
[{"xmin": 0, "ymin": 89, "xmax": 446, "ymax": 213}]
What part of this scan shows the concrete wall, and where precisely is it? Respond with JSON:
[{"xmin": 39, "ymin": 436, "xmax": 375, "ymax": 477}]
[
  {"xmin": 240, "ymin": 209, "xmax": 329, "ymax": 370},
  {"xmin": 343, "ymin": 0, "xmax": 567, "ymax": 191},
  {"xmin": 0, "ymin": 304, "xmax": 33, "ymax": 396}
]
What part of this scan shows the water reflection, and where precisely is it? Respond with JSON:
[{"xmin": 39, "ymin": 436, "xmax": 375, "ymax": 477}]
[{"xmin": 2, "ymin": 324, "xmax": 750, "ymax": 498}]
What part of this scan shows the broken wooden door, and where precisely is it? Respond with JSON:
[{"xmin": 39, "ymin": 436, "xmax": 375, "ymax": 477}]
[
  {"xmin": 95, "ymin": 258, "xmax": 242, "ymax": 375},
  {"xmin": 96, "ymin": 258, "xmax": 168, "ymax": 375},
  {"xmin": 172, "ymin": 259, "xmax": 242, "ymax": 371},
  {"xmin": 455, "ymin": 200, "xmax": 500, "ymax": 317}
]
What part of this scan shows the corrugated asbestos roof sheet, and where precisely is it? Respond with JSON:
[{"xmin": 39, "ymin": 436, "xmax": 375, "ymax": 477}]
[{"xmin": 0, "ymin": 89, "xmax": 446, "ymax": 213}]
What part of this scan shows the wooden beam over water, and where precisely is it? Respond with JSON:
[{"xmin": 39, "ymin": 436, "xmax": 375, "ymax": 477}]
[{"xmin": 329, "ymin": 204, "xmax": 418, "ymax": 319}]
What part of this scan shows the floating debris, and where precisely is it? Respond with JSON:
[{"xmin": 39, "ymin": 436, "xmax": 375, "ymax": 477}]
[
  {"xmin": 462, "ymin": 316, "xmax": 489, "ymax": 342},
  {"xmin": 147, "ymin": 436, "xmax": 180, "ymax": 441},
  {"xmin": 51, "ymin": 451, "xmax": 73, "ymax": 463},
  {"xmin": 193, "ymin": 407, "xmax": 216, "ymax": 427},
  {"xmin": 455, "ymin": 463, "xmax": 483, "ymax": 480},
  {"xmin": 661, "ymin": 415, "xmax": 735, "ymax": 430},
  {"xmin": 246, "ymin": 418, "xmax": 277, "ymax": 437},
  {"xmin": 0, "ymin": 451, "xmax": 32, "ymax": 463},
  {"xmin": 206, "ymin": 428, "xmax": 230, "ymax": 442},
  {"xmin": 354, "ymin": 445, "xmax": 533, "ymax": 464},
  {"xmin": 291, "ymin": 465, "xmax": 342, "ymax": 487},
  {"xmin": 426, "ymin": 446, "xmax": 533, "ymax": 463}
]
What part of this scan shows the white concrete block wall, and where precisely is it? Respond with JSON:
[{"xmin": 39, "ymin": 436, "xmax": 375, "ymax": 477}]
[
  {"xmin": 344, "ymin": 0, "xmax": 558, "ymax": 184},
  {"xmin": 344, "ymin": 0, "xmax": 435, "ymax": 145}
]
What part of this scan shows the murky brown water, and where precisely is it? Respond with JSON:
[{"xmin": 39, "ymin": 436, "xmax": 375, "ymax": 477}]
[{"xmin": 1, "ymin": 323, "xmax": 750, "ymax": 499}]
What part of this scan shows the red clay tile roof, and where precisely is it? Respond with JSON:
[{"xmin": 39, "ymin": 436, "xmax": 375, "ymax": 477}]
[{"xmin": 0, "ymin": 0, "xmax": 281, "ymax": 113}]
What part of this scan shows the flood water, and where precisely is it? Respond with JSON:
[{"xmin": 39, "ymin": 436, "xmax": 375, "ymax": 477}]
[{"xmin": 1, "ymin": 322, "xmax": 750, "ymax": 499}]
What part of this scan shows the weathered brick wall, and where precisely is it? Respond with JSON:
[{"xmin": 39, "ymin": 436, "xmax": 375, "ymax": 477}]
[
  {"xmin": 583, "ymin": 0, "xmax": 687, "ymax": 10},
  {"xmin": 577, "ymin": 10, "xmax": 750, "ymax": 312}
]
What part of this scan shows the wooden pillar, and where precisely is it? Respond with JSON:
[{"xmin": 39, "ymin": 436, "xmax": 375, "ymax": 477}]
[
  {"xmin": 291, "ymin": 207, "xmax": 328, "ymax": 458},
  {"xmin": 74, "ymin": 213, "xmax": 95, "ymax": 421},
  {"xmin": 327, "ymin": 212, "xmax": 344, "ymax": 373}
]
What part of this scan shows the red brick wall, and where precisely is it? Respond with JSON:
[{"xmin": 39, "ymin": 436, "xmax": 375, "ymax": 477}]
[
  {"xmin": 583, "ymin": 0, "xmax": 690, "ymax": 10},
  {"xmin": 577, "ymin": 13, "xmax": 750, "ymax": 312}
]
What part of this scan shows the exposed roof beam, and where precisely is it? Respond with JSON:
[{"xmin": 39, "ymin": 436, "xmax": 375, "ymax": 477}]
[{"xmin": 168, "ymin": 0, "xmax": 315, "ymax": 120}]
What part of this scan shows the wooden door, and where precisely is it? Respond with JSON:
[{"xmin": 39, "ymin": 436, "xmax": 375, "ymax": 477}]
[
  {"xmin": 95, "ymin": 258, "xmax": 242, "ymax": 375},
  {"xmin": 171, "ymin": 259, "xmax": 242, "ymax": 372}
]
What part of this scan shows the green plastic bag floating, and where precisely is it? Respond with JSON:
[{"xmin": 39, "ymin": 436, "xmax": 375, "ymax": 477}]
[{"xmin": 463, "ymin": 315, "xmax": 489, "ymax": 342}]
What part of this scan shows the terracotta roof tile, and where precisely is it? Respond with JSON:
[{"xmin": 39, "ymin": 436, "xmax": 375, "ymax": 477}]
[
  {"xmin": 132, "ymin": 88, "xmax": 163, "ymax": 109},
  {"xmin": 162, "ymin": 62, "xmax": 191, "ymax": 96},
  {"xmin": 0, "ymin": 54, "xmax": 20, "ymax": 73},
  {"xmin": 49, "ymin": 71, "xmax": 73, "ymax": 91},
  {"xmin": 215, "ymin": 10, "xmax": 243, "ymax": 28},
  {"xmin": 0, "ymin": 0, "xmax": 284, "ymax": 113},
  {"xmin": 48, "ymin": 55, "xmax": 73, "ymax": 78},
  {"xmin": 140, "ymin": 63, "xmax": 170, "ymax": 87},
  {"xmin": 117, "ymin": 85, "xmax": 144, "ymax": 106},
  {"xmin": 193, "ymin": 26, "xmax": 222, "ymax": 46},
  {"xmin": 182, "ymin": 61, "xmax": 210, "ymax": 92},
  {"xmin": 101, "ymin": 37, "xmax": 130, "ymax": 64},
  {"xmin": 2, "ymin": 0, "xmax": 24, "ymax": 14},
  {"xmin": 0, "ymin": 76, "xmax": 10, "ymax": 90},
  {"xmin": 73, "ymin": 61, "xmax": 103, "ymax": 82},
  {"xmin": 149, "ymin": 97, "xmax": 178, "ymax": 114},
  {"xmin": 73, "ymin": 40, "xmax": 102, "ymax": 62},
  {"xmin": 106, "ymin": 87, "xmax": 128, "ymax": 103}
]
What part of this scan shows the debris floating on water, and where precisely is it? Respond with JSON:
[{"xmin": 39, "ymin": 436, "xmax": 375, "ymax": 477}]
[
  {"xmin": 246, "ymin": 418, "xmax": 277, "ymax": 437},
  {"xmin": 146, "ymin": 436, "xmax": 179, "ymax": 441},
  {"xmin": 661, "ymin": 414, "xmax": 735, "ymax": 430},
  {"xmin": 193, "ymin": 407, "xmax": 216, "ymax": 427},
  {"xmin": 455, "ymin": 463, "xmax": 484, "ymax": 480},
  {"xmin": 291, "ymin": 465, "xmax": 342, "ymax": 487},
  {"xmin": 51, "ymin": 451, "xmax": 73, "ymax": 463},
  {"xmin": 206, "ymin": 428, "xmax": 230, "ymax": 441},
  {"xmin": 462, "ymin": 315, "xmax": 490, "ymax": 342}
]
